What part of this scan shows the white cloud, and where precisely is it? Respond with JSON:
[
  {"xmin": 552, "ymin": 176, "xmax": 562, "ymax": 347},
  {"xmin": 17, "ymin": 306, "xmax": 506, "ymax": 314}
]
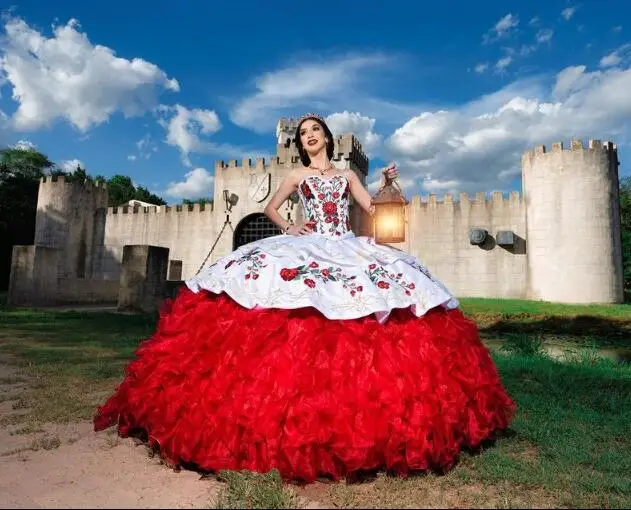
[
  {"xmin": 494, "ymin": 13, "xmax": 519, "ymax": 36},
  {"xmin": 384, "ymin": 62, "xmax": 631, "ymax": 194},
  {"xmin": 157, "ymin": 104, "xmax": 221, "ymax": 166},
  {"xmin": 59, "ymin": 158, "xmax": 84, "ymax": 172},
  {"xmin": 495, "ymin": 56, "xmax": 513, "ymax": 72},
  {"xmin": 601, "ymin": 53, "xmax": 622, "ymax": 68},
  {"xmin": 127, "ymin": 133, "xmax": 158, "ymax": 161},
  {"xmin": 474, "ymin": 63, "xmax": 489, "ymax": 74},
  {"xmin": 13, "ymin": 139, "xmax": 35, "ymax": 150},
  {"xmin": 325, "ymin": 111, "xmax": 382, "ymax": 155},
  {"xmin": 600, "ymin": 44, "xmax": 631, "ymax": 68},
  {"xmin": 561, "ymin": 7, "xmax": 577, "ymax": 21},
  {"xmin": 164, "ymin": 167, "xmax": 214, "ymax": 199},
  {"xmin": 483, "ymin": 13, "xmax": 519, "ymax": 44},
  {"xmin": 519, "ymin": 28, "xmax": 554, "ymax": 57},
  {"xmin": 229, "ymin": 54, "xmax": 390, "ymax": 133},
  {"xmin": 0, "ymin": 16, "xmax": 179, "ymax": 132},
  {"xmin": 536, "ymin": 28, "xmax": 554, "ymax": 44}
]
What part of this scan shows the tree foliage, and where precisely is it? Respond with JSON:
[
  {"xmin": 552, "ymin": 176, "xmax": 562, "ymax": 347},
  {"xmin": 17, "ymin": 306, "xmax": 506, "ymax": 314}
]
[{"xmin": 104, "ymin": 175, "xmax": 166, "ymax": 207}]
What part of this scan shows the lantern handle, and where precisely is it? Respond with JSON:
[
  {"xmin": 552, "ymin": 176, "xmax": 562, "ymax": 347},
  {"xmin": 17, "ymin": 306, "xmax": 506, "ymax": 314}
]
[{"xmin": 375, "ymin": 177, "xmax": 408, "ymax": 203}]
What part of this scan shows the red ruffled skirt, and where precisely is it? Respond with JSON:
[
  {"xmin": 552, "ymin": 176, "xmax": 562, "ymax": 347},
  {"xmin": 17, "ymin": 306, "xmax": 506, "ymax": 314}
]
[{"xmin": 94, "ymin": 287, "xmax": 515, "ymax": 482}]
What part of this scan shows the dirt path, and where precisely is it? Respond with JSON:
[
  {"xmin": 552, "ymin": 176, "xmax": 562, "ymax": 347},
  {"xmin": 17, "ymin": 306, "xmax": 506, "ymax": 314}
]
[{"xmin": 0, "ymin": 359, "xmax": 220, "ymax": 509}]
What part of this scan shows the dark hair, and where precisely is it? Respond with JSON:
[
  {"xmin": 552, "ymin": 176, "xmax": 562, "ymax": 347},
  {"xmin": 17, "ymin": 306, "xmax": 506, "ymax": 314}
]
[{"xmin": 294, "ymin": 116, "xmax": 335, "ymax": 167}]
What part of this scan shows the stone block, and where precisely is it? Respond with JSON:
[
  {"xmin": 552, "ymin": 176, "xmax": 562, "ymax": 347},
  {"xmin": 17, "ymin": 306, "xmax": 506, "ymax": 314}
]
[
  {"xmin": 168, "ymin": 260, "xmax": 183, "ymax": 281},
  {"xmin": 117, "ymin": 245, "xmax": 170, "ymax": 313},
  {"xmin": 8, "ymin": 246, "xmax": 61, "ymax": 306}
]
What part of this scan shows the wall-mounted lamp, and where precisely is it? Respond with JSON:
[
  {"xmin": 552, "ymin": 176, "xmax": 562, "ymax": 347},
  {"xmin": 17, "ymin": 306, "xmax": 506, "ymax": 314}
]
[
  {"xmin": 223, "ymin": 189, "xmax": 239, "ymax": 212},
  {"xmin": 496, "ymin": 230, "xmax": 515, "ymax": 247},
  {"xmin": 469, "ymin": 227, "xmax": 488, "ymax": 245}
]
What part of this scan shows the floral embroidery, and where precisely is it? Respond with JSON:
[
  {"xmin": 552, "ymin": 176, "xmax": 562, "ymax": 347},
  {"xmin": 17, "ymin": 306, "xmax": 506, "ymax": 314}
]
[
  {"xmin": 366, "ymin": 263, "xmax": 416, "ymax": 296},
  {"xmin": 298, "ymin": 175, "xmax": 351, "ymax": 238},
  {"xmin": 224, "ymin": 248, "xmax": 267, "ymax": 280},
  {"xmin": 280, "ymin": 261, "xmax": 363, "ymax": 296}
]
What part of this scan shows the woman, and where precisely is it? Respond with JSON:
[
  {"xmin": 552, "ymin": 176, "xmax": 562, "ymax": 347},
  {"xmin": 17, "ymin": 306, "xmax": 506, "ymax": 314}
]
[{"xmin": 94, "ymin": 113, "xmax": 515, "ymax": 483}]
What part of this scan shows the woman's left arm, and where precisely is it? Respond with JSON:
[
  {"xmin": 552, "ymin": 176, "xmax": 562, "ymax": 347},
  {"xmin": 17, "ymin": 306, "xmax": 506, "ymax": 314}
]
[
  {"xmin": 346, "ymin": 170, "xmax": 374, "ymax": 215},
  {"xmin": 346, "ymin": 165, "xmax": 398, "ymax": 215}
]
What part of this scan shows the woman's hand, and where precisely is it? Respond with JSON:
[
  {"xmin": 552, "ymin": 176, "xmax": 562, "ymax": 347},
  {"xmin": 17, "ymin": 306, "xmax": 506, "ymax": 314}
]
[
  {"xmin": 286, "ymin": 220, "xmax": 316, "ymax": 236},
  {"xmin": 379, "ymin": 163, "xmax": 399, "ymax": 188}
]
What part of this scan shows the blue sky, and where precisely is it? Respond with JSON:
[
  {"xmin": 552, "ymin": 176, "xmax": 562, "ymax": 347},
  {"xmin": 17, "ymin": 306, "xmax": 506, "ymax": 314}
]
[{"xmin": 0, "ymin": 0, "xmax": 629, "ymax": 202}]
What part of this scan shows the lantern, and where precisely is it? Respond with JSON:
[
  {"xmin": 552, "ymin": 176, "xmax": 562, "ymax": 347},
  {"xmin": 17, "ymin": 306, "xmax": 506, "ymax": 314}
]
[{"xmin": 371, "ymin": 180, "xmax": 408, "ymax": 244}]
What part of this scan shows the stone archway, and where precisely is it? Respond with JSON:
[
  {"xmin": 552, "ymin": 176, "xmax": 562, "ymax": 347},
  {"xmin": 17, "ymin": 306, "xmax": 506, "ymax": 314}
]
[{"xmin": 233, "ymin": 213, "xmax": 283, "ymax": 250}]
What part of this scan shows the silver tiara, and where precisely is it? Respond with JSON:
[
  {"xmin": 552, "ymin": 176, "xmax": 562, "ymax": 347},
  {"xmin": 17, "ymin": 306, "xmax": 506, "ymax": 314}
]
[{"xmin": 298, "ymin": 112, "xmax": 324, "ymax": 123}]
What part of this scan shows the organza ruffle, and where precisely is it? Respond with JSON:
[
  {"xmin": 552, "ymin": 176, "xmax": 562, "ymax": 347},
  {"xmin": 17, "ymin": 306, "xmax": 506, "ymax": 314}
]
[{"xmin": 94, "ymin": 287, "xmax": 515, "ymax": 482}]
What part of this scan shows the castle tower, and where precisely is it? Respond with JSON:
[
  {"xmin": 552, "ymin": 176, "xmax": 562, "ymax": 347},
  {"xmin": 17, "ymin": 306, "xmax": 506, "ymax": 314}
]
[
  {"xmin": 274, "ymin": 118, "xmax": 369, "ymax": 178},
  {"xmin": 34, "ymin": 175, "xmax": 109, "ymax": 279},
  {"xmin": 522, "ymin": 140, "xmax": 624, "ymax": 303}
]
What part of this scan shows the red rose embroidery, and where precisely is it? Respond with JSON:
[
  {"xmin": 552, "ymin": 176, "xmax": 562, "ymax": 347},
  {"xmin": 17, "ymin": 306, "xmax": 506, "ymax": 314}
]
[
  {"xmin": 280, "ymin": 268, "xmax": 299, "ymax": 281},
  {"xmin": 304, "ymin": 279, "xmax": 316, "ymax": 288},
  {"xmin": 377, "ymin": 281, "xmax": 390, "ymax": 289},
  {"xmin": 322, "ymin": 201, "xmax": 337, "ymax": 215},
  {"xmin": 309, "ymin": 261, "xmax": 319, "ymax": 268},
  {"xmin": 300, "ymin": 181, "xmax": 314, "ymax": 199}
]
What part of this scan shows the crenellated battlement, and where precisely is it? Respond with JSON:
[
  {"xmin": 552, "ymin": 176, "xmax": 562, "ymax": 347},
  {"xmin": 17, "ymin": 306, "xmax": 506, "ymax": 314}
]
[
  {"xmin": 40, "ymin": 174, "xmax": 107, "ymax": 188},
  {"xmin": 333, "ymin": 134, "xmax": 368, "ymax": 173},
  {"xmin": 215, "ymin": 133, "xmax": 369, "ymax": 174},
  {"xmin": 408, "ymin": 191, "xmax": 522, "ymax": 208},
  {"xmin": 107, "ymin": 202, "xmax": 214, "ymax": 215},
  {"xmin": 522, "ymin": 139, "xmax": 618, "ymax": 164}
]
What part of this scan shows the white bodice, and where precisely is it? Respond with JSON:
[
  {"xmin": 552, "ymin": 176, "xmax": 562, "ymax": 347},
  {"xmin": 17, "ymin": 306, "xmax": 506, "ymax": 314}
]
[{"xmin": 297, "ymin": 175, "xmax": 352, "ymax": 238}]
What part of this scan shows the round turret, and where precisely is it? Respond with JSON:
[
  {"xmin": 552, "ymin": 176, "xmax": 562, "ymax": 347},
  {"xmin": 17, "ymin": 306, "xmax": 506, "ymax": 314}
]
[{"xmin": 522, "ymin": 139, "xmax": 623, "ymax": 303}]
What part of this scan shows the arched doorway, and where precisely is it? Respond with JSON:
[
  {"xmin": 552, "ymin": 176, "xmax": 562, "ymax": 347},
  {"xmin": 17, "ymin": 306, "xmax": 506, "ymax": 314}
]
[{"xmin": 233, "ymin": 213, "xmax": 283, "ymax": 250}]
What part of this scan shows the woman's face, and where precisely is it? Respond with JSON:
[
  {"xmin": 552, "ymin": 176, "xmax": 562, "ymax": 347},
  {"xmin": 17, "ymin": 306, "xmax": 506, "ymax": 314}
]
[{"xmin": 299, "ymin": 119, "xmax": 327, "ymax": 157}]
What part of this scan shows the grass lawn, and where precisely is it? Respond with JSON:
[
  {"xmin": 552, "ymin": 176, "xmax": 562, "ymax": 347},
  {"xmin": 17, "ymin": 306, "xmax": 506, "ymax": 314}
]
[{"xmin": 0, "ymin": 295, "xmax": 630, "ymax": 508}]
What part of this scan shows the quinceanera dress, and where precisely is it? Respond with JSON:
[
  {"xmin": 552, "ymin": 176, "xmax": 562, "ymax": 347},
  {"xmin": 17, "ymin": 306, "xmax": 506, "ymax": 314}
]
[{"xmin": 93, "ymin": 173, "xmax": 515, "ymax": 482}]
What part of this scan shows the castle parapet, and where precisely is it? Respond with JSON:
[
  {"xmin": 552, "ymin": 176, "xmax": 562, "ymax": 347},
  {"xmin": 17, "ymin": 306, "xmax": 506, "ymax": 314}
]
[
  {"xmin": 108, "ymin": 202, "xmax": 214, "ymax": 215},
  {"xmin": 522, "ymin": 138, "xmax": 618, "ymax": 169},
  {"xmin": 408, "ymin": 191, "xmax": 522, "ymax": 209}
]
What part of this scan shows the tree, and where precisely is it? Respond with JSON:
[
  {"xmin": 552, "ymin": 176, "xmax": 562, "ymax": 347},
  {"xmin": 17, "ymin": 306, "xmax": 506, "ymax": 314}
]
[
  {"xmin": 0, "ymin": 147, "xmax": 54, "ymax": 183},
  {"xmin": 104, "ymin": 175, "xmax": 166, "ymax": 207},
  {"xmin": 134, "ymin": 185, "xmax": 167, "ymax": 206},
  {"xmin": 0, "ymin": 146, "xmax": 55, "ymax": 290},
  {"xmin": 106, "ymin": 175, "xmax": 137, "ymax": 206}
]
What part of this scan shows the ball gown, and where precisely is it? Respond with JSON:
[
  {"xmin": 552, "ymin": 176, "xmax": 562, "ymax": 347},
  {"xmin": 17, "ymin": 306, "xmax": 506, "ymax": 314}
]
[{"xmin": 93, "ymin": 173, "xmax": 515, "ymax": 482}]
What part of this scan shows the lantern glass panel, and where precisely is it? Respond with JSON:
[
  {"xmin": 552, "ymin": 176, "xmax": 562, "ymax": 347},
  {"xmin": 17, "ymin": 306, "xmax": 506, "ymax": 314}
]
[{"xmin": 374, "ymin": 202, "xmax": 406, "ymax": 244}]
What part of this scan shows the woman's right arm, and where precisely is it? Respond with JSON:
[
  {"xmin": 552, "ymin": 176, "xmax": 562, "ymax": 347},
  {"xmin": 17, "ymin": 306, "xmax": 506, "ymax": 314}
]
[{"xmin": 264, "ymin": 171, "xmax": 312, "ymax": 236}]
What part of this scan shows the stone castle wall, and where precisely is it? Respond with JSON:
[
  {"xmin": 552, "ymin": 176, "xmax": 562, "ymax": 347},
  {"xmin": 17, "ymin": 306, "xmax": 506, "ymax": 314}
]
[
  {"xmin": 401, "ymin": 192, "xmax": 526, "ymax": 299},
  {"xmin": 9, "ymin": 124, "xmax": 625, "ymax": 306}
]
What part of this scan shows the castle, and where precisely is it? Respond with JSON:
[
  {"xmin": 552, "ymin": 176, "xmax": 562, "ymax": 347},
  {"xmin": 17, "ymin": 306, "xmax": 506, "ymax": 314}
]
[{"xmin": 7, "ymin": 118, "xmax": 625, "ymax": 308}]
